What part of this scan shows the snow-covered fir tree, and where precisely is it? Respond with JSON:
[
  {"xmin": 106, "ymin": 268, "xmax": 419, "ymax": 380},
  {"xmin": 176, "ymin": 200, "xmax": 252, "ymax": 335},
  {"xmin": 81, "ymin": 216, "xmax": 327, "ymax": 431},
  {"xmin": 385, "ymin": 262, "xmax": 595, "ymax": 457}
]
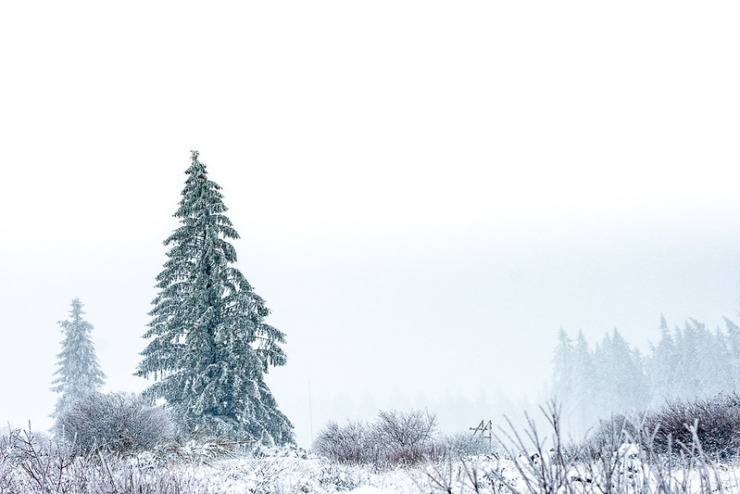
[
  {"xmin": 136, "ymin": 151, "xmax": 294, "ymax": 445},
  {"xmin": 723, "ymin": 317, "xmax": 740, "ymax": 389},
  {"xmin": 550, "ymin": 329, "xmax": 597, "ymax": 435},
  {"xmin": 674, "ymin": 319, "xmax": 705, "ymax": 399},
  {"xmin": 571, "ymin": 330, "xmax": 596, "ymax": 430},
  {"xmin": 51, "ymin": 298, "xmax": 106, "ymax": 418},
  {"xmin": 600, "ymin": 328, "xmax": 649, "ymax": 413},
  {"xmin": 646, "ymin": 314, "xmax": 679, "ymax": 406},
  {"xmin": 707, "ymin": 325, "xmax": 734, "ymax": 395},
  {"xmin": 553, "ymin": 316, "xmax": 740, "ymax": 428},
  {"xmin": 551, "ymin": 328, "xmax": 573, "ymax": 405}
]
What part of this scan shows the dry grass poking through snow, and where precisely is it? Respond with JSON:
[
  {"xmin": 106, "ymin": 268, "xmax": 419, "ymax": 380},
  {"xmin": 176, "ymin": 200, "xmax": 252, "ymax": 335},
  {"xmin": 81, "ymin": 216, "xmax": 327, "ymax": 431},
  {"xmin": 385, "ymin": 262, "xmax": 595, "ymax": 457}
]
[{"xmin": 5, "ymin": 401, "xmax": 740, "ymax": 493}]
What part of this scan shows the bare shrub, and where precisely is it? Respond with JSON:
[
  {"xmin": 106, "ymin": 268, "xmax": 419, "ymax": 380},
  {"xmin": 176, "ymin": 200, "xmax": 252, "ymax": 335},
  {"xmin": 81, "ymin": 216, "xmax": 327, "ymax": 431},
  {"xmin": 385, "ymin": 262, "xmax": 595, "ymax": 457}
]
[
  {"xmin": 440, "ymin": 431, "xmax": 496, "ymax": 458},
  {"xmin": 374, "ymin": 410, "xmax": 436, "ymax": 448},
  {"xmin": 643, "ymin": 394, "xmax": 740, "ymax": 459},
  {"xmin": 466, "ymin": 401, "xmax": 738, "ymax": 494},
  {"xmin": 370, "ymin": 409, "xmax": 440, "ymax": 467},
  {"xmin": 312, "ymin": 421, "xmax": 371, "ymax": 465},
  {"xmin": 586, "ymin": 394, "xmax": 740, "ymax": 461},
  {"xmin": 55, "ymin": 392, "xmax": 174, "ymax": 454},
  {"xmin": 574, "ymin": 413, "xmax": 640, "ymax": 463},
  {"xmin": 314, "ymin": 409, "xmax": 446, "ymax": 468}
]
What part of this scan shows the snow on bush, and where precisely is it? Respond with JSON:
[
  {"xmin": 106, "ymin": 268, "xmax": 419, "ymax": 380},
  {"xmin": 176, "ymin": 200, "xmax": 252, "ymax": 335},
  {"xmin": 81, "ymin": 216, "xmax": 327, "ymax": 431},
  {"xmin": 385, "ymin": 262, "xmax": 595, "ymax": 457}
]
[
  {"xmin": 54, "ymin": 391, "xmax": 174, "ymax": 454},
  {"xmin": 588, "ymin": 393, "xmax": 740, "ymax": 460},
  {"xmin": 313, "ymin": 409, "xmax": 482, "ymax": 468},
  {"xmin": 7, "ymin": 398, "xmax": 740, "ymax": 492}
]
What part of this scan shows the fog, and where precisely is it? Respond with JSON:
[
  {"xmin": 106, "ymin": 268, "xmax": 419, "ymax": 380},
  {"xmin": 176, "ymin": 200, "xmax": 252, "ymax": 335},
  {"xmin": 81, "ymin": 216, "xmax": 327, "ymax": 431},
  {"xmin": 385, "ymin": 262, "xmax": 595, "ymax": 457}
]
[{"xmin": 1, "ymin": 1, "xmax": 739, "ymax": 447}]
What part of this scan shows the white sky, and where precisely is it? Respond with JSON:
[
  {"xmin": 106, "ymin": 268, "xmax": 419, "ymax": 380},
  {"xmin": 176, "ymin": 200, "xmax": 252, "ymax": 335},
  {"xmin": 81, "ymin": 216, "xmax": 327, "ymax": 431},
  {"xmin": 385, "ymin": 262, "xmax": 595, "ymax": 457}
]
[{"xmin": 1, "ymin": 1, "xmax": 739, "ymax": 446}]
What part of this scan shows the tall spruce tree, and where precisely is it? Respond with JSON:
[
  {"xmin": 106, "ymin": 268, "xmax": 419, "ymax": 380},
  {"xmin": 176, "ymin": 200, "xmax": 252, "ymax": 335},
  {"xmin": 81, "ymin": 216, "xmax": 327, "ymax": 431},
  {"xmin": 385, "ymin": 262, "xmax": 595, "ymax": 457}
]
[
  {"xmin": 136, "ymin": 151, "xmax": 293, "ymax": 444},
  {"xmin": 571, "ymin": 330, "xmax": 595, "ymax": 432},
  {"xmin": 724, "ymin": 317, "xmax": 740, "ymax": 390},
  {"xmin": 551, "ymin": 328, "xmax": 574, "ymax": 405},
  {"xmin": 51, "ymin": 298, "xmax": 106, "ymax": 418},
  {"xmin": 646, "ymin": 315, "xmax": 679, "ymax": 406},
  {"xmin": 604, "ymin": 328, "xmax": 649, "ymax": 413}
]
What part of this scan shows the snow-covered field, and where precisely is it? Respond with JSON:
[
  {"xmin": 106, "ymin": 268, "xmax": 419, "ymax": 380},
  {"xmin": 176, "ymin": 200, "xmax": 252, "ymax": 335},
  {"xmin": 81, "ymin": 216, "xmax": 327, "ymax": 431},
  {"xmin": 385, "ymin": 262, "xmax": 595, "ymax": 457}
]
[
  {"xmin": 132, "ymin": 449, "xmax": 740, "ymax": 494},
  {"xmin": 5, "ymin": 437, "xmax": 740, "ymax": 494}
]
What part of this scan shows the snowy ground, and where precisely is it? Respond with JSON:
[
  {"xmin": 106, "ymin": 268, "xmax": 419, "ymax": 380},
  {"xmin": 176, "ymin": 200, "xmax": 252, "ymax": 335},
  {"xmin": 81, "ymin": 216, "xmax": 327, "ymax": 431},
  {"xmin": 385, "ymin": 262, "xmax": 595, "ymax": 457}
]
[
  {"xmin": 128, "ymin": 448, "xmax": 449, "ymax": 493},
  {"xmin": 6, "ymin": 434, "xmax": 740, "ymax": 493},
  {"xmin": 125, "ymin": 451, "xmax": 740, "ymax": 493},
  {"xmin": 148, "ymin": 450, "xmax": 740, "ymax": 494},
  {"xmin": 123, "ymin": 451, "xmax": 504, "ymax": 493}
]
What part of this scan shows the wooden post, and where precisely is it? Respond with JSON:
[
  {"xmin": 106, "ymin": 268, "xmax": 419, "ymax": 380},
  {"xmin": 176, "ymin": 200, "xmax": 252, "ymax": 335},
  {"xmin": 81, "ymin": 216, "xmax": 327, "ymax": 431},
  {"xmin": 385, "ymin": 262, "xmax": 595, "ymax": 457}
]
[{"xmin": 469, "ymin": 419, "xmax": 493, "ymax": 445}]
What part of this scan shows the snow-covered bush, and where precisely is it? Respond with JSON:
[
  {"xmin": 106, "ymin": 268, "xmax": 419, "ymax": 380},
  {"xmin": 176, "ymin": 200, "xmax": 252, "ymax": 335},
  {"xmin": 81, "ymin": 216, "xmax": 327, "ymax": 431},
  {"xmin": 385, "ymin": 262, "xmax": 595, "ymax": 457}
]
[
  {"xmin": 55, "ymin": 392, "xmax": 174, "ymax": 454},
  {"xmin": 642, "ymin": 394, "xmax": 740, "ymax": 459},
  {"xmin": 587, "ymin": 394, "xmax": 740, "ymax": 460},
  {"xmin": 440, "ymin": 431, "xmax": 496, "ymax": 458},
  {"xmin": 370, "ymin": 409, "xmax": 441, "ymax": 467},
  {"xmin": 6, "ymin": 408, "xmax": 740, "ymax": 493},
  {"xmin": 313, "ymin": 420, "xmax": 372, "ymax": 465},
  {"xmin": 315, "ymin": 409, "xmax": 452, "ymax": 468}
]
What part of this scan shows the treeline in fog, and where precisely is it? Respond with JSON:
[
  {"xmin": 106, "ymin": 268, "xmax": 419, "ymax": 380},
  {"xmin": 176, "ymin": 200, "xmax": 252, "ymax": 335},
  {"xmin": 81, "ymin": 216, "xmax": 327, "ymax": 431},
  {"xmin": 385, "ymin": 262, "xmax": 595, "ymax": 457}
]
[{"xmin": 551, "ymin": 315, "xmax": 740, "ymax": 435}]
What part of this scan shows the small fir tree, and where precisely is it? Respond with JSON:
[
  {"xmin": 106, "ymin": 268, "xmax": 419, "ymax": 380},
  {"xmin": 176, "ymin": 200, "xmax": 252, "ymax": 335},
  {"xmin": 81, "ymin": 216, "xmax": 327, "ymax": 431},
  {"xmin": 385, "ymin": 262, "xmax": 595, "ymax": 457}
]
[
  {"xmin": 707, "ymin": 325, "xmax": 734, "ymax": 396},
  {"xmin": 51, "ymin": 298, "xmax": 106, "ymax": 418},
  {"xmin": 605, "ymin": 328, "xmax": 650, "ymax": 412},
  {"xmin": 646, "ymin": 314, "xmax": 679, "ymax": 406},
  {"xmin": 136, "ymin": 151, "xmax": 294, "ymax": 445},
  {"xmin": 551, "ymin": 328, "xmax": 574, "ymax": 405},
  {"xmin": 571, "ymin": 330, "xmax": 596, "ymax": 432},
  {"xmin": 675, "ymin": 319, "xmax": 704, "ymax": 399},
  {"xmin": 723, "ymin": 317, "xmax": 740, "ymax": 389}
]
